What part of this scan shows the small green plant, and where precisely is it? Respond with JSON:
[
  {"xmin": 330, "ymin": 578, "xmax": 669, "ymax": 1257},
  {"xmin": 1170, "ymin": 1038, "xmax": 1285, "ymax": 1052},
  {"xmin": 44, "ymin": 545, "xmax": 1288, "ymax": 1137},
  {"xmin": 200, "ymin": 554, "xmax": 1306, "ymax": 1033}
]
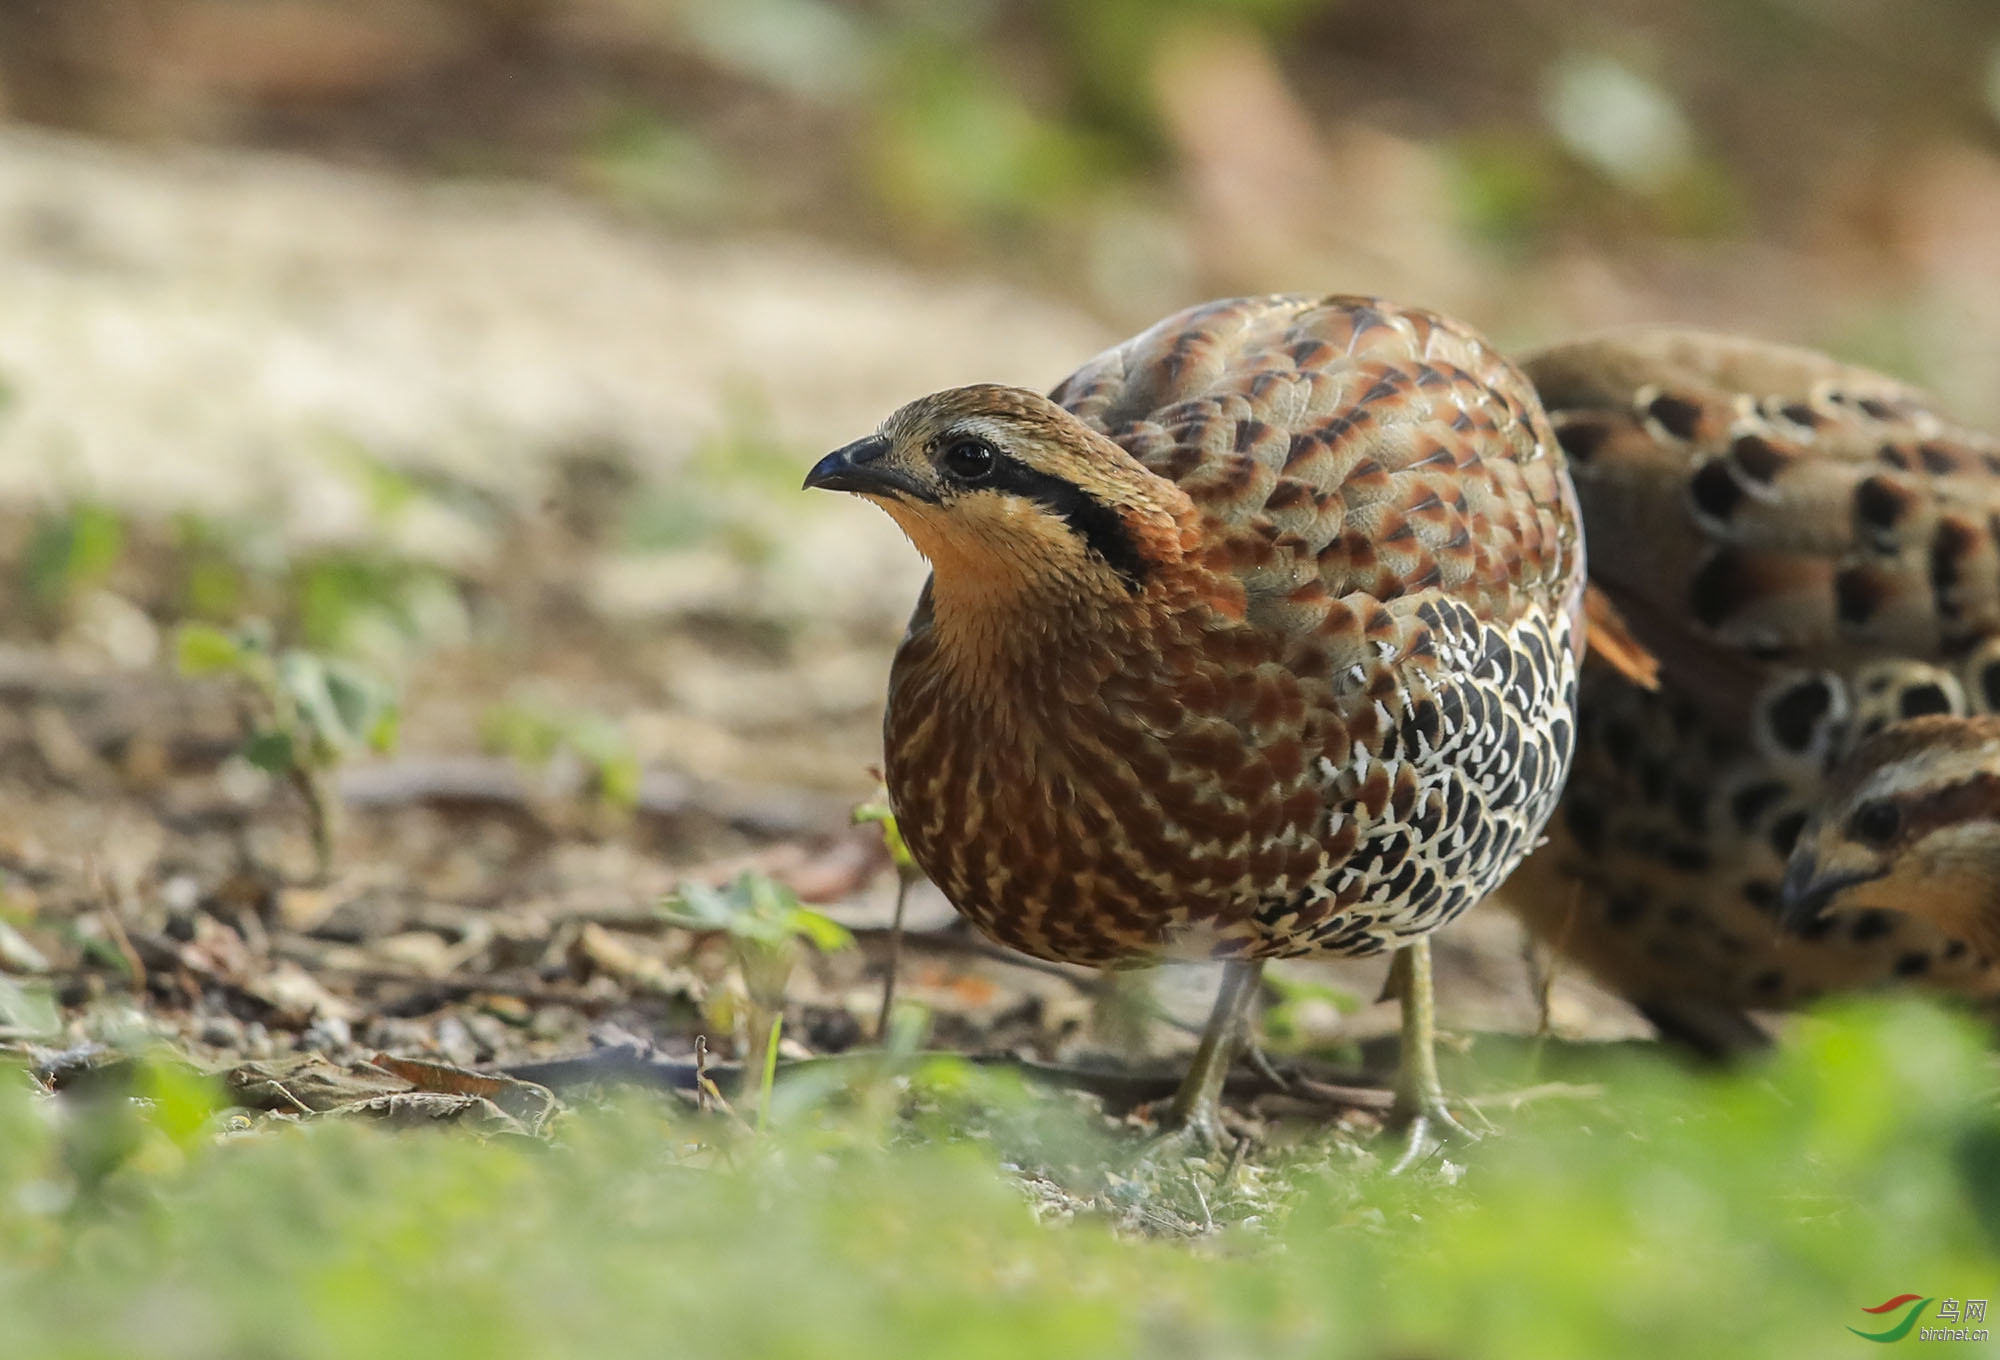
[
  {"xmin": 658, "ymin": 872, "xmax": 854, "ymax": 1097},
  {"xmin": 317, "ymin": 434, "xmax": 426, "ymax": 525},
  {"xmin": 479, "ymin": 698, "xmax": 642, "ymax": 813},
  {"xmin": 176, "ymin": 621, "xmax": 400, "ymax": 882},
  {"xmin": 20, "ymin": 501, "xmax": 125, "ymax": 623},
  {"xmin": 288, "ymin": 550, "xmax": 463, "ymax": 662},
  {"xmin": 169, "ymin": 512, "xmax": 258, "ymax": 622}
]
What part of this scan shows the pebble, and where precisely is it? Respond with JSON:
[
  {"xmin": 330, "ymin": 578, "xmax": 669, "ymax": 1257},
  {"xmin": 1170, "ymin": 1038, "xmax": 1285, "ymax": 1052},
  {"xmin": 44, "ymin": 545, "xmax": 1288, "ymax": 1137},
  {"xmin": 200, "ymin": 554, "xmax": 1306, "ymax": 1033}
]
[
  {"xmin": 197, "ymin": 1014, "xmax": 245, "ymax": 1050},
  {"xmin": 303, "ymin": 1014, "xmax": 353, "ymax": 1053},
  {"xmin": 433, "ymin": 1015, "xmax": 478, "ymax": 1067},
  {"xmin": 463, "ymin": 1011, "xmax": 510, "ymax": 1059},
  {"xmin": 364, "ymin": 1016, "xmax": 433, "ymax": 1053},
  {"xmin": 242, "ymin": 1021, "xmax": 276, "ymax": 1059}
]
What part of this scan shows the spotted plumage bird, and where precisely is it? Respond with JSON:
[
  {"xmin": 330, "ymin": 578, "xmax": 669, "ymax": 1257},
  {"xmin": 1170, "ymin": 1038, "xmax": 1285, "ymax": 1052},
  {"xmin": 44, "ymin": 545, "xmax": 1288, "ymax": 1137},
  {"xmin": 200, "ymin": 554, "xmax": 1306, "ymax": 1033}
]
[
  {"xmin": 805, "ymin": 294, "xmax": 1587, "ymax": 1151},
  {"xmin": 1506, "ymin": 328, "xmax": 2000, "ymax": 1052}
]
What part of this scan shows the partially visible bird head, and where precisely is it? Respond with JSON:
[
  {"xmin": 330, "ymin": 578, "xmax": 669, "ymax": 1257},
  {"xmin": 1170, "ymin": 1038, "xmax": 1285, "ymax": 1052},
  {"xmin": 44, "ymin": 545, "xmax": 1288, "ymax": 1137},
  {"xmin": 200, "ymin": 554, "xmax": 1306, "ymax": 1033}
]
[
  {"xmin": 1779, "ymin": 715, "xmax": 2000, "ymax": 958},
  {"xmin": 803, "ymin": 384, "xmax": 1195, "ymax": 611}
]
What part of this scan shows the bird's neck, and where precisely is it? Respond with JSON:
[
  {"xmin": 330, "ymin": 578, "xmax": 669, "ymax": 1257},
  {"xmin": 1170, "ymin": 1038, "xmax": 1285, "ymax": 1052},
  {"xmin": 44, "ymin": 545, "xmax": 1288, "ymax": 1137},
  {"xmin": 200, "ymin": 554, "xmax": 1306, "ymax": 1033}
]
[
  {"xmin": 907, "ymin": 497, "xmax": 1203, "ymax": 679},
  {"xmin": 925, "ymin": 567, "xmax": 1152, "ymax": 679}
]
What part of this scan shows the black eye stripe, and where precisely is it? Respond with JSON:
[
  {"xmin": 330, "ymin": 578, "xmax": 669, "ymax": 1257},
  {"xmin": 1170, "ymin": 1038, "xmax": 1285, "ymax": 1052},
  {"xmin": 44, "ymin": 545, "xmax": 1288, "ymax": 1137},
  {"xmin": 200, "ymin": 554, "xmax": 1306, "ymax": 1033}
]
[
  {"xmin": 989, "ymin": 463, "xmax": 1148, "ymax": 587},
  {"xmin": 930, "ymin": 434, "xmax": 1149, "ymax": 587}
]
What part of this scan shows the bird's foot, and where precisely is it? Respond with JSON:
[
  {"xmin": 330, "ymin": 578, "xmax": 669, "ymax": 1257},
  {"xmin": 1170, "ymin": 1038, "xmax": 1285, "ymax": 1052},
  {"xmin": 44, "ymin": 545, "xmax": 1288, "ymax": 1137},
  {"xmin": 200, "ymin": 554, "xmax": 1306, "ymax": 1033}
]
[
  {"xmin": 1117, "ymin": 1097, "xmax": 1251, "ymax": 1224},
  {"xmin": 1385, "ymin": 1088, "xmax": 1478, "ymax": 1176},
  {"xmin": 1131, "ymin": 1094, "xmax": 1230, "ymax": 1166}
]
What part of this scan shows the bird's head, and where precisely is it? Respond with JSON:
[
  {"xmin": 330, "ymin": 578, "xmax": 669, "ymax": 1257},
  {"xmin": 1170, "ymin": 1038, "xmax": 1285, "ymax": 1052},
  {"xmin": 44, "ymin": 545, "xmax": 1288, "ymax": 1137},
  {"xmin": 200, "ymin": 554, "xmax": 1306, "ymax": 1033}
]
[
  {"xmin": 803, "ymin": 385, "xmax": 1196, "ymax": 615},
  {"xmin": 1779, "ymin": 714, "xmax": 2000, "ymax": 958}
]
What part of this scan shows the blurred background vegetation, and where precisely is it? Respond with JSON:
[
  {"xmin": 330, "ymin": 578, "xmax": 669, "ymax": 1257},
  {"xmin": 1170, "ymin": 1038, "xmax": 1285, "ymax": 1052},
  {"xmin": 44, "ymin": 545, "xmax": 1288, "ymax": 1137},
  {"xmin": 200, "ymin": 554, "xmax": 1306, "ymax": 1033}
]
[
  {"xmin": 2, "ymin": 3, "xmax": 1999, "ymax": 1356},
  {"xmin": 6, "ymin": 0, "xmax": 2000, "ymax": 386}
]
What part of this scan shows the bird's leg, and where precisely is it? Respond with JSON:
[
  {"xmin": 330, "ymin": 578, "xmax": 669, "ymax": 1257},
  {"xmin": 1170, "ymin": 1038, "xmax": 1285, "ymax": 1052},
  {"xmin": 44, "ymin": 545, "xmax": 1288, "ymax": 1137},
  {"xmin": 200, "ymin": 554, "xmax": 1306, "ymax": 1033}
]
[
  {"xmin": 1153, "ymin": 959, "xmax": 1263, "ymax": 1152},
  {"xmin": 1386, "ymin": 938, "xmax": 1475, "ymax": 1174}
]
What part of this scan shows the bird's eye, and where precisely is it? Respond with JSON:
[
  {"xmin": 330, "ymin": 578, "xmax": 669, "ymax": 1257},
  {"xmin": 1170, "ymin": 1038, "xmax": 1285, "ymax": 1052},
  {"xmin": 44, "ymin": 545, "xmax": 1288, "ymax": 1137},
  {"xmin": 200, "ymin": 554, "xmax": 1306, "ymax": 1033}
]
[
  {"xmin": 940, "ymin": 437, "xmax": 997, "ymax": 482},
  {"xmin": 1848, "ymin": 800, "xmax": 1902, "ymax": 846}
]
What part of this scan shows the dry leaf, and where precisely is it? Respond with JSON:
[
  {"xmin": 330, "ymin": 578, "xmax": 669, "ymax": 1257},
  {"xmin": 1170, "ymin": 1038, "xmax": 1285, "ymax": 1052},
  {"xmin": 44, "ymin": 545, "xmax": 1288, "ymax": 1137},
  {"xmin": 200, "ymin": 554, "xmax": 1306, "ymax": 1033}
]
[{"xmin": 369, "ymin": 1052, "xmax": 558, "ymax": 1132}]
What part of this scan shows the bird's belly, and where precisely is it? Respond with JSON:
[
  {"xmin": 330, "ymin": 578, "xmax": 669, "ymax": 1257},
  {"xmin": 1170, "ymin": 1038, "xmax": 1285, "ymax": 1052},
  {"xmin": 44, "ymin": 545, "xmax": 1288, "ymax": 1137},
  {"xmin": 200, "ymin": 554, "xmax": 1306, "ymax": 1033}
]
[
  {"xmin": 894, "ymin": 777, "xmax": 1269, "ymax": 968},
  {"xmin": 887, "ymin": 606, "xmax": 1581, "ymax": 970}
]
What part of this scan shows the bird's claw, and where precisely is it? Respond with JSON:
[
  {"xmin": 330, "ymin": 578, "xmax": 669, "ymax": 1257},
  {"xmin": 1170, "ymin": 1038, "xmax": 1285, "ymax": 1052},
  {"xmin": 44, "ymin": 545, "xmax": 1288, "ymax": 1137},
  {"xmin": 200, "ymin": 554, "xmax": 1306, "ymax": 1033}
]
[
  {"xmin": 1386, "ymin": 1092, "xmax": 1478, "ymax": 1176},
  {"xmin": 1133, "ymin": 1099, "xmax": 1230, "ymax": 1167}
]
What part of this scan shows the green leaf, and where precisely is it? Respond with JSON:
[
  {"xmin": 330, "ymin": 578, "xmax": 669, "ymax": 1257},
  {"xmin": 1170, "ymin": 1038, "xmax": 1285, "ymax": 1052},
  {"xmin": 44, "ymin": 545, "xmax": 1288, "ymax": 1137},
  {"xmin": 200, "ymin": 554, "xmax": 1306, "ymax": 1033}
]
[
  {"xmin": 657, "ymin": 879, "xmax": 737, "ymax": 931},
  {"xmin": 136, "ymin": 1060, "xmax": 228, "ymax": 1153},
  {"xmin": 277, "ymin": 651, "xmax": 347, "ymax": 748},
  {"xmin": 787, "ymin": 907, "xmax": 855, "ymax": 954},
  {"xmin": 566, "ymin": 712, "xmax": 640, "ymax": 811},
  {"xmin": 364, "ymin": 705, "xmax": 401, "ymax": 754},
  {"xmin": 657, "ymin": 873, "xmax": 852, "ymax": 955},
  {"xmin": 595, "ymin": 753, "xmax": 641, "ymax": 811},
  {"xmin": 319, "ymin": 433, "xmax": 422, "ymax": 524},
  {"xmin": 480, "ymin": 702, "xmax": 564, "ymax": 766},
  {"xmin": 175, "ymin": 623, "xmax": 247, "ymax": 678},
  {"xmin": 854, "ymin": 796, "xmax": 917, "ymax": 874},
  {"xmin": 320, "ymin": 660, "xmax": 395, "ymax": 753},
  {"xmin": 21, "ymin": 503, "xmax": 125, "ymax": 607},
  {"xmin": 242, "ymin": 728, "xmax": 296, "ymax": 774},
  {"xmin": 322, "ymin": 664, "xmax": 376, "ymax": 737},
  {"xmin": 277, "ymin": 651, "xmax": 395, "ymax": 757}
]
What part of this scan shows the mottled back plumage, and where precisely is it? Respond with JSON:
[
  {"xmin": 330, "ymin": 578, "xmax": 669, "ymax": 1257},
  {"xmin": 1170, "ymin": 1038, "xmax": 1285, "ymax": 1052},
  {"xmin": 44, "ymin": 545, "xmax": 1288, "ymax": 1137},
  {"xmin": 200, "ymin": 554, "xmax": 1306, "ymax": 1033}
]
[
  {"xmin": 1509, "ymin": 328, "xmax": 2000, "ymax": 1041},
  {"xmin": 868, "ymin": 295, "xmax": 1585, "ymax": 968}
]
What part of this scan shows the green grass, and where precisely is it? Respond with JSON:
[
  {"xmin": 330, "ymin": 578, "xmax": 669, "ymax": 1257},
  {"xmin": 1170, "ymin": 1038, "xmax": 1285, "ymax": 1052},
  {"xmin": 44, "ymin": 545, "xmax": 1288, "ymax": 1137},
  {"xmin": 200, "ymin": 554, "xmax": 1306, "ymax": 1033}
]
[{"xmin": 1, "ymin": 1000, "xmax": 1995, "ymax": 1359}]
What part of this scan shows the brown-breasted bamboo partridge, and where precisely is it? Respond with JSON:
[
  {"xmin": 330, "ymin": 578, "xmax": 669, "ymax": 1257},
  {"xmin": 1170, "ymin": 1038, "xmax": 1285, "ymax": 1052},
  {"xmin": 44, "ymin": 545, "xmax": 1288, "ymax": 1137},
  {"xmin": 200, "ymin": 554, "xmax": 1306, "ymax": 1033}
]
[
  {"xmin": 805, "ymin": 294, "xmax": 1587, "ymax": 1154},
  {"xmin": 1782, "ymin": 714, "xmax": 2000, "ymax": 965},
  {"xmin": 1506, "ymin": 328, "xmax": 2000, "ymax": 1053}
]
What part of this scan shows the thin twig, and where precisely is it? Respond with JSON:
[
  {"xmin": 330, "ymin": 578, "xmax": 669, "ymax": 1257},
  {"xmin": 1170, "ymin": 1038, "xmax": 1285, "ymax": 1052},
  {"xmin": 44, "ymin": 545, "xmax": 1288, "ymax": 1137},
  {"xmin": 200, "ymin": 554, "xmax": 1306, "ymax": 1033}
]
[
  {"xmin": 1462, "ymin": 1081, "xmax": 1604, "ymax": 1112},
  {"xmin": 692, "ymin": 1035, "xmax": 713, "ymax": 1114},
  {"xmin": 875, "ymin": 875, "xmax": 911, "ymax": 1040},
  {"xmin": 263, "ymin": 1080, "xmax": 316, "ymax": 1116},
  {"xmin": 1283, "ymin": 1075, "xmax": 1398, "ymax": 1112},
  {"xmin": 1190, "ymin": 1180, "xmax": 1214, "ymax": 1233},
  {"xmin": 86, "ymin": 859, "xmax": 147, "ymax": 995}
]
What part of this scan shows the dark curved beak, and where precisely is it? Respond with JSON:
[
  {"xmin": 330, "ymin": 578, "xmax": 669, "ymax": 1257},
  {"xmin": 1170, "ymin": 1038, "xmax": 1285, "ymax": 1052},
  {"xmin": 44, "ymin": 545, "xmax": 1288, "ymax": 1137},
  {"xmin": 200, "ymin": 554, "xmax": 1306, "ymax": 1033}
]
[
  {"xmin": 1777, "ymin": 852, "xmax": 1880, "ymax": 933},
  {"xmin": 802, "ymin": 435, "xmax": 934, "ymax": 501}
]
